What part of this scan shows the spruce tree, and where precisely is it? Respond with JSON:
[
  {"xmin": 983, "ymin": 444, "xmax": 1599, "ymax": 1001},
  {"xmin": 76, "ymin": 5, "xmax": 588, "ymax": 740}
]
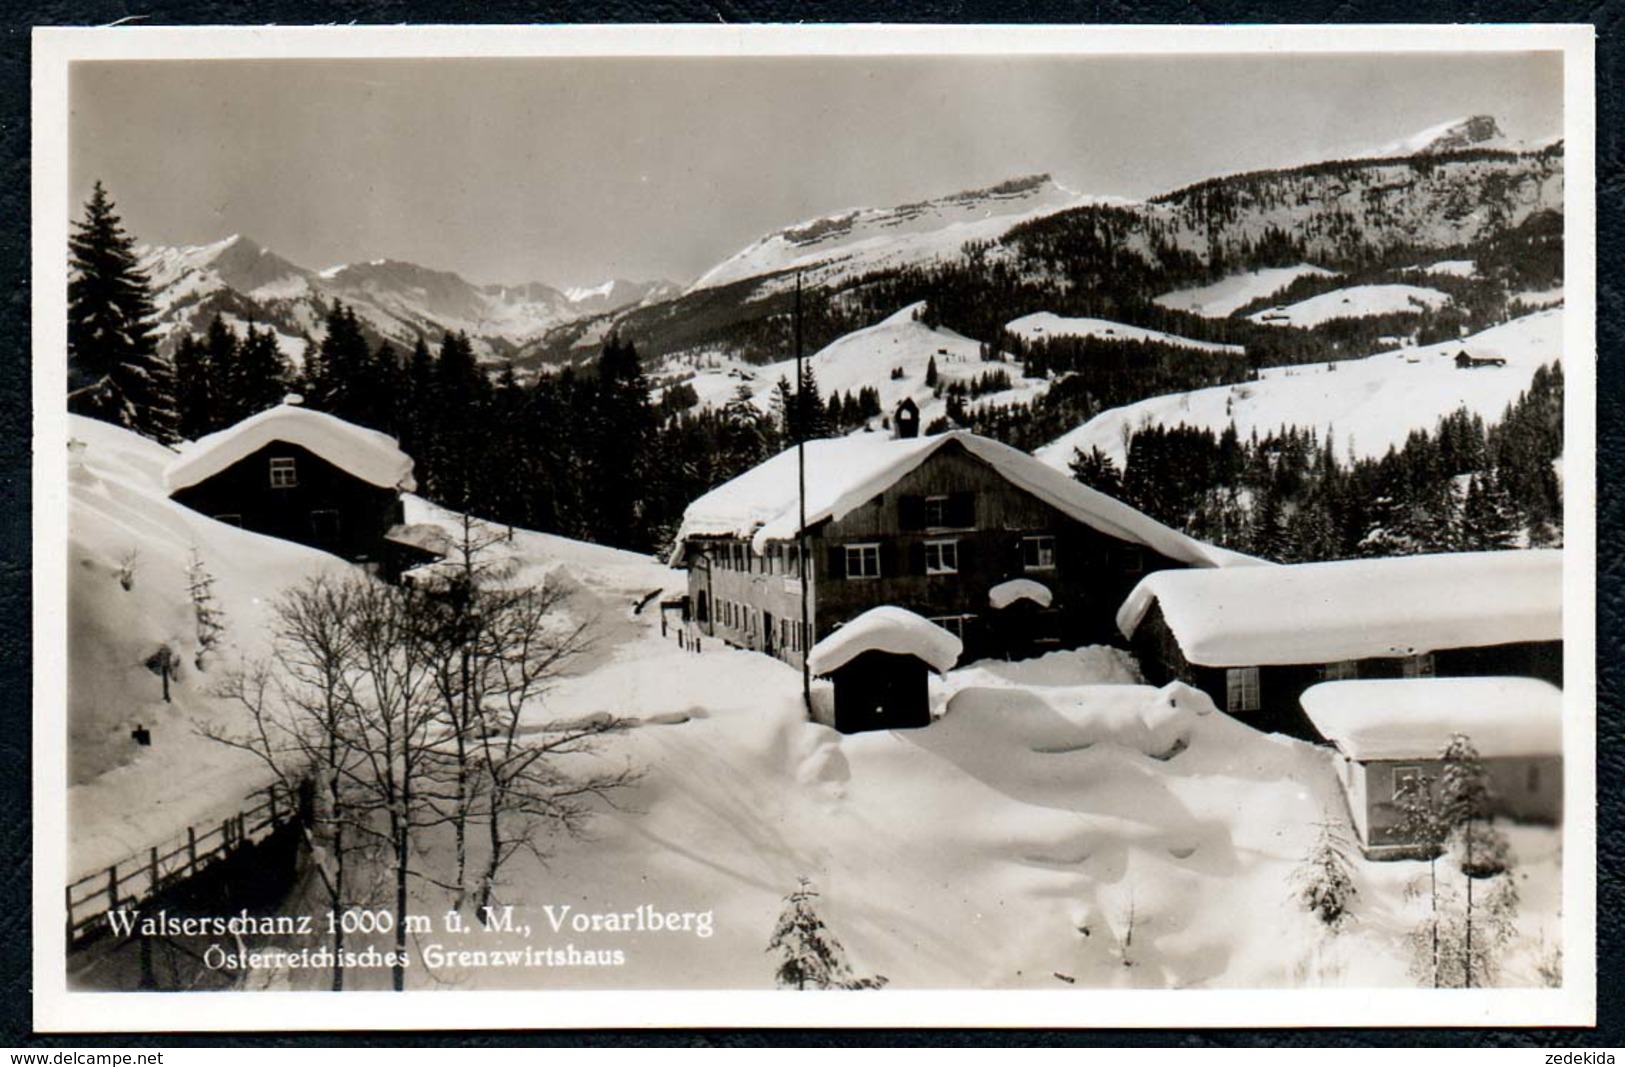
[
  {"xmin": 67, "ymin": 182, "xmax": 178, "ymax": 442},
  {"xmin": 235, "ymin": 324, "xmax": 292, "ymax": 419},
  {"xmin": 204, "ymin": 315, "xmax": 240, "ymax": 427},
  {"xmin": 766, "ymin": 878, "xmax": 886, "ymax": 990},
  {"xmin": 172, "ymin": 333, "xmax": 213, "ymax": 441}
]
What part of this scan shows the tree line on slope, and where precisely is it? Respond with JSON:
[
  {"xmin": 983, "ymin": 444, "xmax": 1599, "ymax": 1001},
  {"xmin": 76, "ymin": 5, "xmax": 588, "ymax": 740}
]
[{"xmin": 1067, "ymin": 362, "xmax": 1564, "ymax": 562}]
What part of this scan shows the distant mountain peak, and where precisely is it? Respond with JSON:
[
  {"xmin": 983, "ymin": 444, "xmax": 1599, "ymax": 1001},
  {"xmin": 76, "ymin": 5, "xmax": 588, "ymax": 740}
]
[{"xmin": 1376, "ymin": 115, "xmax": 1513, "ymax": 157}]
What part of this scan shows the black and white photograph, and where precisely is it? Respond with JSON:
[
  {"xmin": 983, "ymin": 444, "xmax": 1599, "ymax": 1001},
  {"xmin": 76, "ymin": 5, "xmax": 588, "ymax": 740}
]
[{"xmin": 32, "ymin": 24, "xmax": 1596, "ymax": 1030}]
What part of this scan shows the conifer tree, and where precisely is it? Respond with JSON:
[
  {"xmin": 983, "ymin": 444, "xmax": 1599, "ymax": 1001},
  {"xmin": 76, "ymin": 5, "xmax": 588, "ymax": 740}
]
[
  {"xmin": 1070, "ymin": 445, "xmax": 1124, "ymax": 497},
  {"xmin": 234, "ymin": 324, "xmax": 292, "ymax": 419},
  {"xmin": 204, "ymin": 315, "xmax": 240, "ymax": 427},
  {"xmin": 1294, "ymin": 816, "xmax": 1359, "ymax": 930},
  {"xmin": 68, "ymin": 181, "xmax": 178, "ymax": 442},
  {"xmin": 766, "ymin": 878, "xmax": 887, "ymax": 990},
  {"xmin": 172, "ymin": 333, "xmax": 213, "ymax": 441}
]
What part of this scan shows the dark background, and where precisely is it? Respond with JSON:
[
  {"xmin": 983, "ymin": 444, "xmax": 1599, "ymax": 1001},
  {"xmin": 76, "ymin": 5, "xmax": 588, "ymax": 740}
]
[{"xmin": 2, "ymin": 0, "xmax": 1618, "ymax": 1048}]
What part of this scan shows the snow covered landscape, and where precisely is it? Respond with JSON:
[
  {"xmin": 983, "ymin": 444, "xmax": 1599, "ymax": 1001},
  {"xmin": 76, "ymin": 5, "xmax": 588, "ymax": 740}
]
[{"xmin": 49, "ymin": 42, "xmax": 1584, "ymax": 1024}]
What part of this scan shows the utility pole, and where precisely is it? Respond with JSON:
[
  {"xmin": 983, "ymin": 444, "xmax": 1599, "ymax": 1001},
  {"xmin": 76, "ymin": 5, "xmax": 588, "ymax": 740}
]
[{"xmin": 796, "ymin": 272, "xmax": 812, "ymax": 717}]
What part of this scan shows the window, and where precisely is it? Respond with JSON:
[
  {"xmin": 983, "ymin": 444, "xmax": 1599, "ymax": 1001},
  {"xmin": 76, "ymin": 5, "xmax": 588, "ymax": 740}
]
[
  {"xmin": 1322, "ymin": 660, "xmax": 1359, "ymax": 681},
  {"xmin": 1392, "ymin": 766, "xmax": 1424, "ymax": 802},
  {"xmin": 1402, "ymin": 653, "xmax": 1436, "ymax": 678},
  {"xmin": 845, "ymin": 543, "xmax": 881, "ymax": 579},
  {"xmin": 924, "ymin": 539, "xmax": 959, "ymax": 575},
  {"xmin": 923, "ymin": 495, "xmax": 950, "ymax": 528},
  {"xmin": 1022, "ymin": 535, "xmax": 1056, "ymax": 571},
  {"xmin": 1225, "ymin": 667, "xmax": 1261, "ymax": 713},
  {"xmin": 929, "ymin": 615, "xmax": 967, "ymax": 640},
  {"xmin": 269, "ymin": 456, "xmax": 298, "ymax": 488}
]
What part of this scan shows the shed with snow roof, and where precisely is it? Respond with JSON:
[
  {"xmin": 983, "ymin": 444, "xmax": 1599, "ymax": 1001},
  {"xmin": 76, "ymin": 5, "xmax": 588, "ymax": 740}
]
[
  {"xmin": 1301, "ymin": 677, "xmax": 1562, "ymax": 857},
  {"xmin": 164, "ymin": 401, "xmax": 432, "ymax": 576},
  {"xmin": 672, "ymin": 429, "xmax": 1254, "ymax": 671},
  {"xmin": 808, "ymin": 607, "xmax": 961, "ymax": 733},
  {"xmin": 1117, "ymin": 550, "xmax": 1563, "ymax": 739}
]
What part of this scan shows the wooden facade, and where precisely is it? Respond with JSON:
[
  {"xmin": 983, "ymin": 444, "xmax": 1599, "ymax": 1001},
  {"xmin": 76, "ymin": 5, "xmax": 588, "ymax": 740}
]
[
  {"xmin": 827, "ymin": 650, "xmax": 932, "ymax": 733},
  {"xmin": 1129, "ymin": 600, "xmax": 1564, "ymax": 740},
  {"xmin": 170, "ymin": 440, "xmax": 408, "ymax": 571},
  {"xmin": 685, "ymin": 437, "xmax": 1191, "ymax": 669},
  {"xmin": 1330, "ymin": 749, "xmax": 1562, "ymax": 859}
]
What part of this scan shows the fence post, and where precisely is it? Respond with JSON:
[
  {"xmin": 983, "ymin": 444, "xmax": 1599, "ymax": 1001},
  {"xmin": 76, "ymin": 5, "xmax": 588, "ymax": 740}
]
[
  {"xmin": 187, "ymin": 826, "xmax": 197, "ymax": 877},
  {"xmin": 149, "ymin": 845, "xmax": 159, "ymax": 895},
  {"xmin": 64, "ymin": 885, "xmax": 73, "ymax": 945},
  {"xmin": 106, "ymin": 865, "xmax": 118, "ymax": 918}
]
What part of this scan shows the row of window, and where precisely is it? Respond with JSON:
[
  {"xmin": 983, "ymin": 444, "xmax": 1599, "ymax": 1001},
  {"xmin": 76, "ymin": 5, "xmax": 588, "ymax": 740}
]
[
  {"xmin": 713, "ymin": 540, "xmax": 804, "ymax": 576},
  {"xmin": 842, "ymin": 535, "xmax": 1063, "ymax": 580},
  {"xmin": 1224, "ymin": 653, "xmax": 1438, "ymax": 713}
]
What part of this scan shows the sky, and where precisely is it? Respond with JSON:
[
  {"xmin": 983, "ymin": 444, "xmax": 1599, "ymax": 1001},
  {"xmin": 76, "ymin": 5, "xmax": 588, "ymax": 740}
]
[{"xmin": 69, "ymin": 50, "xmax": 1563, "ymax": 289}]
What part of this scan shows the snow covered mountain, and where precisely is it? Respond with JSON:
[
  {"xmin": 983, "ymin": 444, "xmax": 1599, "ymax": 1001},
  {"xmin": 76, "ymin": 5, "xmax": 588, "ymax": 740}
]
[
  {"xmin": 1367, "ymin": 114, "xmax": 1542, "ymax": 158},
  {"xmin": 137, "ymin": 234, "xmax": 675, "ymax": 362},
  {"xmin": 687, "ymin": 174, "xmax": 1120, "ymax": 295}
]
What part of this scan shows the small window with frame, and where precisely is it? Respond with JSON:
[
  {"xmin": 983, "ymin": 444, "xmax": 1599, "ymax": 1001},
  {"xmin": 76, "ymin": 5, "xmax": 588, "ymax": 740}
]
[
  {"xmin": 1022, "ymin": 535, "xmax": 1056, "ymax": 571},
  {"xmin": 1392, "ymin": 766, "xmax": 1424, "ymax": 802},
  {"xmin": 269, "ymin": 456, "xmax": 298, "ymax": 489},
  {"xmin": 1322, "ymin": 660, "xmax": 1359, "ymax": 681},
  {"xmin": 1402, "ymin": 652, "xmax": 1436, "ymax": 678},
  {"xmin": 925, "ymin": 538, "xmax": 959, "ymax": 575},
  {"xmin": 845, "ymin": 542, "xmax": 881, "ymax": 579},
  {"xmin": 1226, "ymin": 667, "xmax": 1260, "ymax": 712}
]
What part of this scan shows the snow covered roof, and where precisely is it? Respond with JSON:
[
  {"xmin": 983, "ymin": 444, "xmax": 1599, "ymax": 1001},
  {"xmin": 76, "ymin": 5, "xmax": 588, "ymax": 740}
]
[
  {"xmin": 807, "ymin": 606, "xmax": 963, "ymax": 676},
  {"xmin": 1300, "ymin": 677, "xmax": 1562, "ymax": 761},
  {"xmin": 164, "ymin": 402, "xmax": 417, "ymax": 494},
  {"xmin": 1116, "ymin": 549, "xmax": 1562, "ymax": 667},
  {"xmin": 671, "ymin": 431, "xmax": 1254, "ymax": 569},
  {"xmin": 988, "ymin": 578, "xmax": 1053, "ymax": 610}
]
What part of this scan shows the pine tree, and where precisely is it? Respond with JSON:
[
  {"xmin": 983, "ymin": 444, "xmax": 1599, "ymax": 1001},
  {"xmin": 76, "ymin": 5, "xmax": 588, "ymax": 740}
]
[
  {"xmin": 172, "ymin": 333, "xmax": 213, "ymax": 441},
  {"xmin": 186, "ymin": 547, "xmax": 227, "ymax": 671},
  {"xmin": 1294, "ymin": 817, "xmax": 1359, "ymax": 929},
  {"xmin": 925, "ymin": 355, "xmax": 939, "ymax": 388},
  {"xmin": 203, "ymin": 315, "xmax": 240, "ymax": 427},
  {"xmin": 1070, "ymin": 445, "xmax": 1124, "ymax": 497},
  {"xmin": 234, "ymin": 324, "xmax": 292, "ymax": 419},
  {"xmin": 1437, "ymin": 733, "xmax": 1514, "ymax": 987},
  {"xmin": 766, "ymin": 878, "xmax": 887, "ymax": 990},
  {"xmin": 67, "ymin": 182, "xmax": 178, "ymax": 442}
]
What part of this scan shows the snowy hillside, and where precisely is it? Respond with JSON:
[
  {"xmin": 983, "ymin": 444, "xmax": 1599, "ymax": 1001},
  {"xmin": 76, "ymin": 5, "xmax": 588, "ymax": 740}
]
[
  {"xmin": 64, "ymin": 415, "xmax": 668, "ymax": 879},
  {"xmin": 1036, "ymin": 308, "xmax": 1563, "ymax": 470},
  {"xmin": 688, "ymin": 175, "xmax": 1129, "ymax": 297},
  {"xmin": 1367, "ymin": 115, "xmax": 1523, "ymax": 158},
  {"xmin": 1006, "ymin": 312, "xmax": 1245, "ymax": 355},
  {"xmin": 1246, "ymin": 284, "xmax": 1454, "ymax": 329},
  {"xmin": 657, "ymin": 302, "xmax": 1050, "ymax": 430},
  {"xmin": 1153, "ymin": 266, "xmax": 1338, "ymax": 319}
]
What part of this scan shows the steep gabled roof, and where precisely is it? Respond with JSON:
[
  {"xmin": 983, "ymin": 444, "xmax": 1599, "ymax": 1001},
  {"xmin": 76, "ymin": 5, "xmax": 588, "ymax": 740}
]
[
  {"xmin": 808, "ymin": 606, "xmax": 963, "ymax": 676},
  {"xmin": 1117, "ymin": 549, "xmax": 1562, "ymax": 668},
  {"xmin": 1301, "ymin": 677, "xmax": 1562, "ymax": 761},
  {"xmin": 164, "ymin": 403, "xmax": 417, "ymax": 495},
  {"xmin": 671, "ymin": 430, "xmax": 1254, "ymax": 569}
]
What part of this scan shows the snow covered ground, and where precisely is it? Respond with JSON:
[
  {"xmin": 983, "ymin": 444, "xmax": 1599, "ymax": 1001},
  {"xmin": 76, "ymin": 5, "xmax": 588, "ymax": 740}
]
[
  {"xmin": 1036, "ymin": 309, "xmax": 1562, "ymax": 470},
  {"xmin": 1152, "ymin": 265, "xmax": 1337, "ymax": 319},
  {"xmin": 62, "ymin": 416, "xmax": 1562, "ymax": 990},
  {"xmin": 1005, "ymin": 312, "xmax": 1244, "ymax": 355},
  {"xmin": 1246, "ymin": 284, "xmax": 1453, "ymax": 329},
  {"xmin": 656, "ymin": 302, "xmax": 1050, "ymax": 431}
]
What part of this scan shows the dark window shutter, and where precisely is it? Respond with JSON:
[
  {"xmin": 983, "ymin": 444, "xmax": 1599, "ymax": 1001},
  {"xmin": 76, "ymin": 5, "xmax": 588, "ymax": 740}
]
[
  {"xmin": 948, "ymin": 492, "xmax": 975, "ymax": 528},
  {"xmin": 826, "ymin": 546, "xmax": 846, "ymax": 580},
  {"xmin": 878, "ymin": 541, "xmax": 898, "ymax": 578},
  {"xmin": 909, "ymin": 542, "xmax": 927, "ymax": 575},
  {"xmin": 898, "ymin": 495, "xmax": 925, "ymax": 530},
  {"xmin": 957, "ymin": 539, "xmax": 974, "ymax": 572}
]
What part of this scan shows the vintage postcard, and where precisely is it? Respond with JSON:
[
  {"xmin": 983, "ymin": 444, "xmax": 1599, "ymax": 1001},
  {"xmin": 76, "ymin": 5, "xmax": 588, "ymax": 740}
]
[{"xmin": 32, "ymin": 23, "xmax": 1597, "ymax": 1031}]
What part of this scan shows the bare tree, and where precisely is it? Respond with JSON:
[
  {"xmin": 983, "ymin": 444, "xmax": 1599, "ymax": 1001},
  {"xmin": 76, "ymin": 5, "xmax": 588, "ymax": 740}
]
[{"xmin": 205, "ymin": 574, "xmax": 370, "ymax": 992}]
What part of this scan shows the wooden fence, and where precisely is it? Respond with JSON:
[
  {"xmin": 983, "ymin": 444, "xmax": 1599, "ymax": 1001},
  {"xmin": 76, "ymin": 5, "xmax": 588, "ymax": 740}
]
[{"xmin": 66, "ymin": 780, "xmax": 306, "ymax": 947}]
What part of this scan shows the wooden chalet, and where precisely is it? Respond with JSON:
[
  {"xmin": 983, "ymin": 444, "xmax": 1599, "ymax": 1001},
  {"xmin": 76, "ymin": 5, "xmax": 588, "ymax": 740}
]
[
  {"xmin": 164, "ymin": 401, "xmax": 436, "ymax": 579},
  {"xmin": 1300, "ymin": 677, "xmax": 1562, "ymax": 858},
  {"xmin": 670, "ymin": 429, "xmax": 1249, "ymax": 670},
  {"xmin": 1118, "ymin": 550, "xmax": 1563, "ymax": 738}
]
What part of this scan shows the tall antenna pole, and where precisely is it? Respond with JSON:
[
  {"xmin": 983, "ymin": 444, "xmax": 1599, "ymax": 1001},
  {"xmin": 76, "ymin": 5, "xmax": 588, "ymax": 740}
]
[{"xmin": 796, "ymin": 272, "xmax": 812, "ymax": 716}]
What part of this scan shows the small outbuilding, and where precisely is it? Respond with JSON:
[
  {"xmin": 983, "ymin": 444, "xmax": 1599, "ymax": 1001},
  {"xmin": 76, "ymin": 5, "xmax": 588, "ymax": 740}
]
[
  {"xmin": 1300, "ymin": 676, "xmax": 1563, "ymax": 858},
  {"xmin": 987, "ymin": 578, "xmax": 1055, "ymax": 660},
  {"xmin": 807, "ymin": 606, "xmax": 962, "ymax": 734}
]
